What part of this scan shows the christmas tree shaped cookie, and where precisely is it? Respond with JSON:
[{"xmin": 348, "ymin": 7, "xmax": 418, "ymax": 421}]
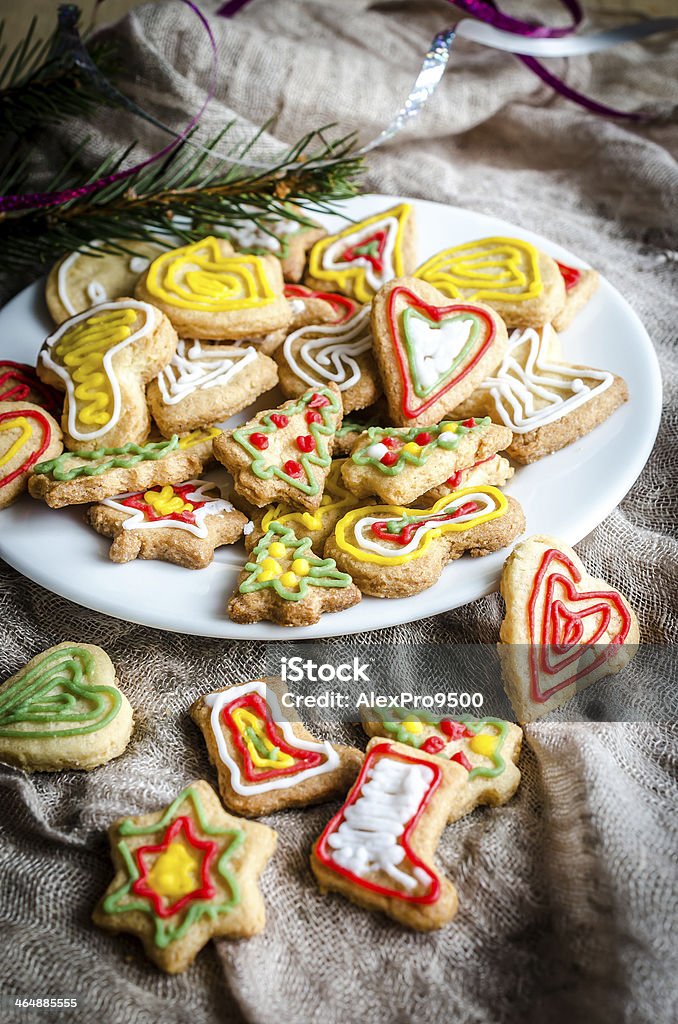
[
  {"xmin": 362, "ymin": 707, "xmax": 522, "ymax": 821},
  {"xmin": 0, "ymin": 642, "xmax": 133, "ymax": 772},
  {"xmin": 93, "ymin": 780, "xmax": 276, "ymax": 973},
  {"xmin": 213, "ymin": 384, "xmax": 343, "ymax": 512},
  {"xmin": 306, "ymin": 203, "xmax": 416, "ymax": 303},
  {"xmin": 228, "ymin": 522, "xmax": 361, "ymax": 627}
]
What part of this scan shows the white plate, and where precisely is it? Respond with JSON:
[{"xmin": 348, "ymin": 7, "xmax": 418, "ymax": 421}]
[{"xmin": 0, "ymin": 195, "xmax": 662, "ymax": 639}]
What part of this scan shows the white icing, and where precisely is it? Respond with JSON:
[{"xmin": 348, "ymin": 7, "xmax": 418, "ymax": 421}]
[
  {"xmin": 243, "ymin": 520, "xmax": 255, "ymax": 536},
  {"xmin": 129, "ymin": 256, "xmax": 150, "ymax": 273},
  {"xmin": 290, "ymin": 298, "xmax": 307, "ymax": 314},
  {"xmin": 86, "ymin": 280, "xmax": 107, "ymax": 304},
  {"xmin": 157, "ymin": 340, "xmax": 258, "ymax": 405},
  {"xmin": 227, "ymin": 212, "xmax": 301, "ymax": 254},
  {"xmin": 354, "ymin": 491, "xmax": 497, "ymax": 558},
  {"xmin": 40, "ymin": 299, "xmax": 157, "ymax": 442},
  {"xmin": 481, "ymin": 326, "xmax": 614, "ymax": 434},
  {"xmin": 56, "ymin": 239, "xmax": 105, "ymax": 316},
  {"xmin": 322, "ymin": 216, "xmax": 399, "ymax": 292},
  {"xmin": 326, "ymin": 755, "xmax": 434, "ymax": 892},
  {"xmin": 101, "ymin": 480, "xmax": 233, "ymax": 537},
  {"xmin": 203, "ymin": 681, "xmax": 340, "ymax": 795},
  {"xmin": 282, "ymin": 305, "xmax": 371, "ymax": 391},
  {"xmin": 366, "ymin": 442, "xmax": 389, "ymax": 461},
  {"xmin": 407, "ymin": 315, "xmax": 475, "ymax": 391}
]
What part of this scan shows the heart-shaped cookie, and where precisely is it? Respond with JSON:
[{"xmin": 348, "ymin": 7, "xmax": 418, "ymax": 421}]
[
  {"xmin": 499, "ymin": 535, "xmax": 639, "ymax": 722},
  {"xmin": 0, "ymin": 401, "xmax": 63, "ymax": 508},
  {"xmin": 371, "ymin": 278, "xmax": 508, "ymax": 427}
]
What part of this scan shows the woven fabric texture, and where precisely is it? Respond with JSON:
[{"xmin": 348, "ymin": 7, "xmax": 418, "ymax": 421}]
[{"xmin": 1, "ymin": 2, "xmax": 677, "ymax": 1022}]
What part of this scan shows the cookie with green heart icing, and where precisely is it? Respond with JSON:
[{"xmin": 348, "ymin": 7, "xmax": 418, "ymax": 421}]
[
  {"xmin": 371, "ymin": 277, "xmax": 509, "ymax": 427},
  {"xmin": 0, "ymin": 642, "xmax": 133, "ymax": 772}
]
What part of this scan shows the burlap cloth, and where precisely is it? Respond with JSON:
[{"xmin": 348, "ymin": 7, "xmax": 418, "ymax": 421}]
[{"xmin": 1, "ymin": 2, "xmax": 677, "ymax": 1022}]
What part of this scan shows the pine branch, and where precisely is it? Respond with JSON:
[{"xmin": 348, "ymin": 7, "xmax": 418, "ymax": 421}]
[{"xmin": 0, "ymin": 126, "xmax": 364, "ymax": 274}]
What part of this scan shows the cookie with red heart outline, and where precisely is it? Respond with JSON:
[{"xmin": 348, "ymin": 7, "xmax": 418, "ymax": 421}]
[
  {"xmin": 499, "ymin": 534, "xmax": 639, "ymax": 722},
  {"xmin": 552, "ymin": 261, "xmax": 600, "ymax": 331},
  {"xmin": 284, "ymin": 284, "xmax": 360, "ymax": 331},
  {"xmin": 325, "ymin": 485, "xmax": 525, "ymax": 599},
  {"xmin": 371, "ymin": 277, "xmax": 509, "ymax": 428},
  {"xmin": 0, "ymin": 401, "xmax": 63, "ymax": 509}
]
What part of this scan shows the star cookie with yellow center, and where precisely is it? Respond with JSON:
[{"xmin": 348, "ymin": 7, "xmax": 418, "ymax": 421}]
[
  {"xmin": 93, "ymin": 780, "xmax": 277, "ymax": 973},
  {"xmin": 228, "ymin": 521, "xmax": 361, "ymax": 627},
  {"xmin": 85, "ymin": 479, "xmax": 248, "ymax": 568}
]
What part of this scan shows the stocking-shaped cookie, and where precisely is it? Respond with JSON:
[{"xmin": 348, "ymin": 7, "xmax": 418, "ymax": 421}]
[
  {"xmin": 326, "ymin": 485, "xmax": 525, "ymax": 598},
  {"xmin": 416, "ymin": 236, "xmax": 565, "ymax": 327},
  {"xmin": 371, "ymin": 278, "xmax": 508, "ymax": 427},
  {"xmin": 499, "ymin": 535, "xmax": 639, "ymax": 722},
  {"xmin": 213, "ymin": 384, "xmax": 343, "ymax": 512},
  {"xmin": 306, "ymin": 203, "xmax": 416, "ymax": 303}
]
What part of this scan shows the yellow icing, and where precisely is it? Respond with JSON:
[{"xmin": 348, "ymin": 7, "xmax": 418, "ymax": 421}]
[
  {"xmin": 268, "ymin": 541, "xmax": 287, "ymax": 558},
  {"xmin": 469, "ymin": 733, "xmax": 499, "ymax": 757},
  {"xmin": 231, "ymin": 707, "xmax": 294, "ymax": 768},
  {"xmin": 334, "ymin": 486, "xmax": 508, "ymax": 566},
  {"xmin": 146, "ymin": 841, "xmax": 201, "ymax": 901},
  {"xmin": 144, "ymin": 485, "xmax": 194, "ymax": 516},
  {"xmin": 291, "ymin": 558, "xmax": 310, "ymax": 576},
  {"xmin": 402, "ymin": 720, "xmax": 423, "ymax": 735},
  {"xmin": 416, "ymin": 236, "xmax": 542, "ymax": 303},
  {"xmin": 0, "ymin": 416, "xmax": 32, "ymax": 468},
  {"xmin": 178, "ymin": 426, "xmax": 222, "ymax": 449},
  {"xmin": 258, "ymin": 556, "xmax": 283, "ymax": 581},
  {"xmin": 145, "ymin": 237, "xmax": 276, "ymax": 312},
  {"xmin": 279, "ymin": 571, "xmax": 299, "ymax": 588},
  {"xmin": 53, "ymin": 308, "xmax": 136, "ymax": 428}
]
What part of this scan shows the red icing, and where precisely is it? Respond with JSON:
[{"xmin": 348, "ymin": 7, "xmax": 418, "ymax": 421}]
[
  {"xmin": 0, "ymin": 361, "xmax": 61, "ymax": 415},
  {"xmin": 421, "ymin": 736, "xmax": 445, "ymax": 755},
  {"xmin": 0, "ymin": 407, "xmax": 53, "ymax": 489},
  {"xmin": 527, "ymin": 547, "xmax": 633, "ymax": 702},
  {"xmin": 450, "ymin": 751, "xmax": 472, "ymax": 772},
  {"xmin": 440, "ymin": 720, "xmax": 472, "ymax": 741},
  {"xmin": 387, "ymin": 288, "xmax": 496, "ymax": 420},
  {"xmin": 370, "ymin": 502, "xmax": 480, "ymax": 547},
  {"xmin": 414, "ymin": 432, "xmax": 432, "ymax": 446},
  {"xmin": 305, "ymin": 410, "xmax": 323, "ymax": 424},
  {"xmin": 250, "ymin": 432, "xmax": 269, "ymax": 450},
  {"xmin": 461, "ymin": 418, "xmax": 476, "ymax": 428},
  {"xmin": 270, "ymin": 413, "xmax": 289, "ymax": 429},
  {"xmin": 132, "ymin": 816, "xmax": 218, "ymax": 918},
  {"xmin": 119, "ymin": 482, "xmax": 212, "ymax": 526},
  {"xmin": 296, "ymin": 434, "xmax": 316, "ymax": 453},
  {"xmin": 308, "ymin": 393, "xmax": 330, "ymax": 409},
  {"xmin": 380, "ymin": 451, "xmax": 398, "ymax": 467},
  {"xmin": 222, "ymin": 691, "xmax": 325, "ymax": 781},
  {"xmin": 314, "ymin": 743, "xmax": 442, "ymax": 904},
  {"xmin": 283, "ymin": 459, "xmax": 303, "ymax": 478},
  {"xmin": 555, "ymin": 261, "xmax": 582, "ymax": 292},
  {"xmin": 444, "ymin": 454, "xmax": 495, "ymax": 489},
  {"xmin": 339, "ymin": 230, "xmax": 388, "ymax": 274},
  {"xmin": 284, "ymin": 284, "xmax": 358, "ymax": 324}
]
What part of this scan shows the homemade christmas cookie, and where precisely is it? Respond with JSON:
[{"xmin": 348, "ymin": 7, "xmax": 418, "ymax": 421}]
[
  {"xmin": 332, "ymin": 401, "xmax": 390, "ymax": 455},
  {"xmin": 453, "ymin": 325, "xmax": 628, "ymax": 464},
  {"xmin": 414, "ymin": 453, "xmax": 514, "ymax": 507},
  {"xmin": 228, "ymin": 521, "xmax": 361, "ymax": 627},
  {"xmin": 362, "ymin": 708, "xmax": 522, "ymax": 821},
  {"xmin": 0, "ymin": 642, "xmax": 133, "ymax": 772},
  {"xmin": 28, "ymin": 428, "xmax": 219, "ymax": 509},
  {"xmin": 0, "ymin": 401, "xmax": 63, "ymax": 509},
  {"xmin": 0, "ymin": 361, "xmax": 61, "ymax": 415},
  {"xmin": 238, "ymin": 458, "xmax": 367, "ymax": 553},
  {"xmin": 499, "ymin": 535, "xmax": 639, "ymax": 722},
  {"xmin": 37, "ymin": 298, "xmax": 178, "ymax": 451},
  {"xmin": 276, "ymin": 305, "xmax": 381, "ymax": 414},
  {"xmin": 311, "ymin": 738, "xmax": 464, "ymax": 930},
  {"xmin": 371, "ymin": 278, "xmax": 509, "ymax": 427},
  {"xmin": 221, "ymin": 205, "xmax": 326, "ymax": 282},
  {"xmin": 135, "ymin": 236, "xmax": 291, "ymax": 340},
  {"xmin": 213, "ymin": 384, "xmax": 343, "ymax": 512},
  {"xmin": 341, "ymin": 416, "xmax": 512, "ymax": 506},
  {"xmin": 45, "ymin": 240, "xmax": 165, "ymax": 324},
  {"xmin": 86, "ymin": 480, "xmax": 247, "ymax": 568},
  {"xmin": 306, "ymin": 203, "xmax": 416, "ymax": 303},
  {"xmin": 552, "ymin": 261, "xmax": 600, "ymax": 331},
  {"xmin": 284, "ymin": 284, "xmax": 360, "ymax": 330},
  {"xmin": 228, "ymin": 327, "xmax": 287, "ymax": 357},
  {"xmin": 326, "ymin": 486, "xmax": 525, "ymax": 598},
  {"xmin": 191, "ymin": 679, "xmax": 363, "ymax": 816},
  {"xmin": 147, "ymin": 341, "xmax": 278, "ymax": 437},
  {"xmin": 416, "ymin": 236, "xmax": 566, "ymax": 328},
  {"xmin": 93, "ymin": 780, "xmax": 277, "ymax": 973}
]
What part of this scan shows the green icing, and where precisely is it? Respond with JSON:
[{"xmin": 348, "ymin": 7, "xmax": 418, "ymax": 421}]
[
  {"xmin": 240, "ymin": 521, "xmax": 352, "ymax": 601},
  {"xmin": 352, "ymin": 417, "xmax": 490, "ymax": 475},
  {"xmin": 34, "ymin": 437, "xmax": 180, "ymax": 481},
  {"xmin": 246, "ymin": 725, "xmax": 279, "ymax": 761},
  {"xmin": 233, "ymin": 386, "xmax": 340, "ymax": 496},
  {"xmin": 373, "ymin": 706, "xmax": 509, "ymax": 779},
  {"xmin": 0, "ymin": 645, "xmax": 122, "ymax": 739},
  {"xmin": 402, "ymin": 308, "xmax": 482, "ymax": 399},
  {"xmin": 103, "ymin": 785, "xmax": 244, "ymax": 948}
]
